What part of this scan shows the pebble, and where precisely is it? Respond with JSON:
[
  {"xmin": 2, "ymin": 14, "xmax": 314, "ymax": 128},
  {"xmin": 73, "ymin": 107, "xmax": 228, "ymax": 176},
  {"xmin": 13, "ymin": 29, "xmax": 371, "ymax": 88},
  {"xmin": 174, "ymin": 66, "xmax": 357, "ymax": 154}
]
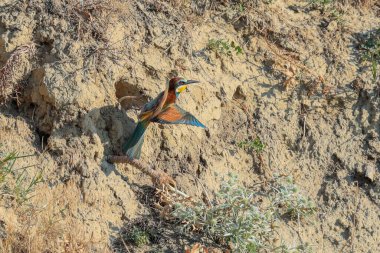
[
  {"xmin": 365, "ymin": 166, "xmax": 377, "ymax": 182},
  {"xmin": 327, "ymin": 21, "xmax": 338, "ymax": 32}
]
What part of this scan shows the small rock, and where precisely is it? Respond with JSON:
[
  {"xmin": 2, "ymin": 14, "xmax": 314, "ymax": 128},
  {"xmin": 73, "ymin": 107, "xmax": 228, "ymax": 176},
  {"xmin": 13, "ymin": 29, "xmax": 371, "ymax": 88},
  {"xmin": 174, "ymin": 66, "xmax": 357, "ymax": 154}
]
[
  {"xmin": 355, "ymin": 164, "xmax": 364, "ymax": 175},
  {"xmin": 327, "ymin": 21, "xmax": 337, "ymax": 32},
  {"xmin": 233, "ymin": 85, "xmax": 248, "ymax": 100},
  {"xmin": 368, "ymin": 139, "xmax": 380, "ymax": 156},
  {"xmin": 336, "ymin": 169, "xmax": 347, "ymax": 180},
  {"xmin": 336, "ymin": 217, "xmax": 349, "ymax": 228},
  {"xmin": 152, "ymin": 26, "xmax": 162, "ymax": 37},
  {"xmin": 221, "ymin": 10, "xmax": 235, "ymax": 22},
  {"xmin": 365, "ymin": 166, "xmax": 377, "ymax": 182}
]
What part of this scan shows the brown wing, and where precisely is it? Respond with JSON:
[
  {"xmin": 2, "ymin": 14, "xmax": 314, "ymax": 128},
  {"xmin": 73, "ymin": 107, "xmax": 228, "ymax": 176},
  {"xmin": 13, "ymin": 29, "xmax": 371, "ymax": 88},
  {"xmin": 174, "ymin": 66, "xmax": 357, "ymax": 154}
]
[
  {"xmin": 138, "ymin": 84, "xmax": 169, "ymax": 121},
  {"xmin": 154, "ymin": 105, "xmax": 206, "ymax": 128},
  {"xmin": 151, "ymin": 83, "xmax": 169, "ymax": 119},
  {"xmin": 155, "ymin": 105, "xmax": 184, "ymax": 122}
]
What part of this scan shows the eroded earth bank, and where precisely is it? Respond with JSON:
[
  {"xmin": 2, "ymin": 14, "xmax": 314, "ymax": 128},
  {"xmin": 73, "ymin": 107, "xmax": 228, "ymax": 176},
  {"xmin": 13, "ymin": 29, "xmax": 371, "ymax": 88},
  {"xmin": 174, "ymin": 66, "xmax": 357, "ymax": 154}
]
[{"xmin": 0, "ymin": 0, "xmax": 380, "ymax": 252}]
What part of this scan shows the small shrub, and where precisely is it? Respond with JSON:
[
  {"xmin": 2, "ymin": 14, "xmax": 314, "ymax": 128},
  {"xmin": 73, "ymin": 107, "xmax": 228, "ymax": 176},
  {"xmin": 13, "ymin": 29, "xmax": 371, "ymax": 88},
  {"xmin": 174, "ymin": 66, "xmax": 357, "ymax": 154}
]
[
  {"xmin": 172, "ymin": 174, "xmax": 273, "ymax": 252},
  {"xmin": 270, "ymin": 176, "xmax": 316, "ymax": 219},
  {"xmin": 127, "ymin": 226, "xmax": 150, "ymax": 247},
  {"xmin": 207, "ymin": 39, "xmax": 243, "ymax": 56},
  {"xmin": 274, "ymin": 242, "xmax": 313, "ymax": 253},
  {"xmin": 308, "ymin": 0, "xmax": 334, "ymax": 7},
  {"xmin": 358, "ymin": 28, "xmax": 380, "ymax": 83},
  {"xmin": 171, "ymin": 174, "xmax": 315, "ymax": 252},
  {"xmin": 310, "ymin": 0, "xmax": 334, "ymax": 4},
  {"xmin": 238, "ymin": 137, "xmax": 265, "ymax": 153}
]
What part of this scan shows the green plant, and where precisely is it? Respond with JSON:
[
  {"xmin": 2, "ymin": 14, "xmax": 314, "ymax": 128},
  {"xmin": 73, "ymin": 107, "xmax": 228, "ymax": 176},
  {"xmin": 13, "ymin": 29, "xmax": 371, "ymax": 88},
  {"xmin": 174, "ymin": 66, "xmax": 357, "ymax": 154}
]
[
  {"xmin": 207, "ymin": 39, "xmax": 243, "ymax": 56},
  {"xmin": 308, "ymin": 0, "xmax": 334, "ymax": 7},
  {"xmin": 0, "ymin": 152, "xmax": 17, "ymax": 184},
  {"xmin": 172, "ymin": 174, "xmax": 274, "ymax": 252},
  {"xmin": 13, "ymin": 169, "xmax": 44, "ymax": 204},
  {"xmin": 0, "ymin": 150, "xmax": 43, "ymax": 204},
  {"xmin": 127, "ymin": 226, "xmax": 150, "ymax": 247},
  {"xmin": 307, "ymin": 0, "xmax": 337, "ymax": 13},
  {"xmin": 238, "ymin": 3, "xmax": 245, "ymax": 12},
  {"xmin": 328, "ymin": 8, "xmax": 345, "ymax": 24},
  {"xmin": 171, "ymin": 174, "xmax": 316, "ymax": 252},
  {"xmin": 358, "ymin": 29, "xmax": 380, "ymax": 83},
  {"xmin": 270, "ymin": 176, "xmax": 316, "ymax": 219},
  {"xmin": 238, "ymin": 137, "xmax": 265, "ymax": 153},
  {"xmin": 310, "ymin": 0, "xmax": 333, "ymax": 4},
  {"xmin": 262, "ymin": 0, "xmax": 277, "ymax": 4},
  {"xmin": 274, "ymin": 242, "xmax": 313, "ymax": 253}
]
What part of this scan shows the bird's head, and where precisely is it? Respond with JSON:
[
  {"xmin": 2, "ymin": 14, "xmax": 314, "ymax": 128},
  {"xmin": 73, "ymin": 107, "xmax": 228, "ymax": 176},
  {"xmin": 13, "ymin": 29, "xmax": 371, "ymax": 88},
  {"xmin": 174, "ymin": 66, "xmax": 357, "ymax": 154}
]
[{"xmin": 169, "ymin": 77, "xmax": 200, "ymax": 96}]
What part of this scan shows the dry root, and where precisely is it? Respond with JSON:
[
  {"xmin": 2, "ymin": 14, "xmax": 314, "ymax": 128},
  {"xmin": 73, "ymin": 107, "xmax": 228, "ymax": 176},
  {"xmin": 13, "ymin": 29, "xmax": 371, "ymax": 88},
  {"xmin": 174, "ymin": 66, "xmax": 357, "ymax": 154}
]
[
  {"xmin": 107, "ymin": 155, "xmax": 176, "ymax": 188},
  {"xmin": 107, "ymin": 155, "xmax": 196, "ymax": 219},
  {"xmin": 0, "ymin": 43, "xmax": 36, "ymax": 104}
]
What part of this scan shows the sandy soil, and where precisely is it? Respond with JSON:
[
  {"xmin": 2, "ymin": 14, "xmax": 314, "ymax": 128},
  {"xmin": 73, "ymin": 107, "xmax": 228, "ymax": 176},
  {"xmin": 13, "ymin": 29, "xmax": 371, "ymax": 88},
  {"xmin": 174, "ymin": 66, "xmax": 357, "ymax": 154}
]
[{"xmin": 0, "ymin": 0, "xmax": 379, "ymax": 252}]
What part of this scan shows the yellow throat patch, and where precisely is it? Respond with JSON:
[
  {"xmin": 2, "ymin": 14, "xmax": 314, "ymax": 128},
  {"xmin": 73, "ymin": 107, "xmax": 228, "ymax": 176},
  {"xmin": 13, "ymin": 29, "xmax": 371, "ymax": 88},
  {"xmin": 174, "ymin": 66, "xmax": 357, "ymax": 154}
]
[{"xmin": 177, "ymin": 85, "xmax": 187, "ymax": 94}]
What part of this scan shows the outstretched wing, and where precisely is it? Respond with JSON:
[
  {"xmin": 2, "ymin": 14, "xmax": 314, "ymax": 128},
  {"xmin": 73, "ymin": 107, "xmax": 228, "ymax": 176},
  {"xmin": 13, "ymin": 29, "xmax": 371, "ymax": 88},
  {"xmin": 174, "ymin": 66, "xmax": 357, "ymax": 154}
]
[
  {"xmin": 141, "ymin": 91, "xmax": 164, "ymax": 113},
  {"xmin": 139, "ymin": 88, "xmax": 168, "ymax": 121},
  {"xmin": 153, "ymin": 104, "xmax": 206, "ymax": 128}
]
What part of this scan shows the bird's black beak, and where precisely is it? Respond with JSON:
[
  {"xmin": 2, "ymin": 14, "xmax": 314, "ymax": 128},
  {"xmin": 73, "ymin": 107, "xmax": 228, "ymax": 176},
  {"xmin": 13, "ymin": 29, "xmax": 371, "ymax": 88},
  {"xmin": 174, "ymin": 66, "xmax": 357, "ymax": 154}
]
[
  {"xmin": 176, "ymin": 79, "xmax": 201, "ymax": 94},
  {"xmin": 185, "ymin": 80, "xmax": 200, "ymax": 85}
]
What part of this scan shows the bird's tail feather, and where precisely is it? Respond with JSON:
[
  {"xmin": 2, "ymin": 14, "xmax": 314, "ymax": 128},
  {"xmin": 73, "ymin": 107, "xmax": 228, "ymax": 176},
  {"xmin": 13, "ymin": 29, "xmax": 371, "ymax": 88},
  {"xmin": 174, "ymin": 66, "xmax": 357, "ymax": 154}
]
[{"xmin": 122, "ymin": 121, "xmax": 149, "ymax": 160}]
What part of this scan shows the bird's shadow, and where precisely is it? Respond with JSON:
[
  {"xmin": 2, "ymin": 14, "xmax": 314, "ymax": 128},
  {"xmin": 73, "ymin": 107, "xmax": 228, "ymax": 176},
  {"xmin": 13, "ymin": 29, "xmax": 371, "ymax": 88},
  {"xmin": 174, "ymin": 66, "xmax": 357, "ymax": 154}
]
[
  {"xmin": 80, "ymin": 104, "xmax": 140, "ymax": 179},
  {"xmin": 83, "ymin": 79, "xmax": 150, "ymax": 159}
]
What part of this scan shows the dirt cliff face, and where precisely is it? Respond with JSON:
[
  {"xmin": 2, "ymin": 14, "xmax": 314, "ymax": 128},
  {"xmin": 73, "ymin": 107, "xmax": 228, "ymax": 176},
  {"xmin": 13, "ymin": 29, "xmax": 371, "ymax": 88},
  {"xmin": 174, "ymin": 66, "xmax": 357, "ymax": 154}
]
[{"xmin": 0, "ymin": 0, "xmax": 380, "ymax": 252}]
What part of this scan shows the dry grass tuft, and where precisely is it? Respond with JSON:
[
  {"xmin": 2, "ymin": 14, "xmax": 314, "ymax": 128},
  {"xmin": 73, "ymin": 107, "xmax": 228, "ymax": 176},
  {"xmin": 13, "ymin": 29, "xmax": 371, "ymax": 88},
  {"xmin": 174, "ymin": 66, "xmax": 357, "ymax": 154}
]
[
  {"xmin": 340, "ymin": 0, "xmax": 377, "ymax": 7},
  {"xmin": 0, "ymin": 177, "xmax": 110, "ymax": 252},
  {"xmin": 30, "ymin": 0, "xmax": 117, "ymax": 42},
  {"xmin": 0, "ymin": 43, "xmax": 36, "ymax": 104}
]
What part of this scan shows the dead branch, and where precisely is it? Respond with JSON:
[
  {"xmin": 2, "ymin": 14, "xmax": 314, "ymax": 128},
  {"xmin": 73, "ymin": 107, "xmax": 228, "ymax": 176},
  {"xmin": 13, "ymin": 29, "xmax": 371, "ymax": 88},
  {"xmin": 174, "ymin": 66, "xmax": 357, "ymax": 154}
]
[
  {"xmin": 118, "ymin": 95, "xmax": 141, "ymax": 104},
  {"xmin": 107, "ymin": 154, "xmax": 197, "ymax": 219},
  {"xmin": 107, "ymin": 155, "xmax": 176, "ymax": 188}
]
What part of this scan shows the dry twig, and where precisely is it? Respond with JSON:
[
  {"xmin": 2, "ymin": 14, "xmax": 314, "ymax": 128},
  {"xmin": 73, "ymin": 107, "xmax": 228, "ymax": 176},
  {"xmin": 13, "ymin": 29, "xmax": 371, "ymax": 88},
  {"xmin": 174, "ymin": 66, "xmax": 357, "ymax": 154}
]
[
  {"xmin": 107, "ymin": 155, "xmax": 176, "ymax": 188},
  {"xmin": 0, "ymin": 43, "xmax": 36, "ymax": 103},
  {"xmin": 107, "ymin": 154, "xmax": 197, "ymax": 220}
]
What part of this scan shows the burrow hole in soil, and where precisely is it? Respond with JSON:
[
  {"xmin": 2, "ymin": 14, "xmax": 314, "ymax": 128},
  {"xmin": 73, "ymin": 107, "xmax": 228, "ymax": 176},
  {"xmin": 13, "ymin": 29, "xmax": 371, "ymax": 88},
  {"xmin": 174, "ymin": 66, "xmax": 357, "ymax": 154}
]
[{"xmin": 115, "ymin": 80, "xmax": 149, "ymax": 110}]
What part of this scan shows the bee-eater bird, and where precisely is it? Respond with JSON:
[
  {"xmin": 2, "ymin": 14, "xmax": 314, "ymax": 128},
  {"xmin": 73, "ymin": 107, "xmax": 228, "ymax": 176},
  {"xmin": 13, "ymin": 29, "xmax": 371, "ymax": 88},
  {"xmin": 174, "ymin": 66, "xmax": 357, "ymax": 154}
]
[{"xmin": 122, "ymin": 77, "xmax": 206, "ymax": 160}]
